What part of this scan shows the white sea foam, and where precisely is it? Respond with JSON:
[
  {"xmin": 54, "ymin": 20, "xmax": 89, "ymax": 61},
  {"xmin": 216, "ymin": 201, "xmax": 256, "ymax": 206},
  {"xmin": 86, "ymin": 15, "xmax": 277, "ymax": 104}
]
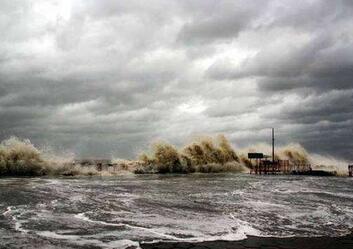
[
  {"xmin": 2, "ymin": 206, "xmax": 12, "ymax": 216},
  {"xmin": 273, "ymin": 188, "xmax": 353, "ymax": 199},
  {"xmin": 243, "ymin": 200, "xmax": 289, "ymax": 210},
  {"xmin": 74, "ymin": 213, "xmax": 124, "ymax": 228},
  {"xmin": 140, "ymin": 216, "xmax": 261, "ymax": 244},
  {"xmin": 74, "ymin": 212, "xmax": 182, "ymax": 240},
  {"xmin": 3, "ymin": 206, "xmax": 29, "ymax": 233},
  {"xmin": 134, "ymin": 213, "xmax": 262, "ymax": 242},
  {"xmin": 2, "ymin": 175, "xmax": 353, "ymax": 247},
  {"xmin": 228, "ymin": 214, "xmax": 262, "ymax": 239},
  {"xmin": 37, "ymin": 231, "xmax": 141, "ymax": 249}
]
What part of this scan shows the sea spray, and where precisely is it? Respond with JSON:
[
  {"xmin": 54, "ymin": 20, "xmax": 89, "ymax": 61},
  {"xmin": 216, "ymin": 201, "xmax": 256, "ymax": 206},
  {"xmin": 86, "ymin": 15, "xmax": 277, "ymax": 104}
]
[
  {"xmin": 240, "ymin": 143, "xmax": 347, "ymax": 174},
  {"xmin": 309, "ymin": 153, "xmax": 349, "ymax": 175},
  {"xmin": 0, "ymin": 137, "xmax": 48, "ymax": 176},
  {"xmin": 135, "ymin": 135, "xmax": 245, "ymax": 174},
  {"xmin": 0, "ymin": 137, "xmax": 117, "ymax": 176},
  {"xmin": 111, "ymin": 158, "xmax": 140, "ymax": 173},
  {"xmin": 0, "ymin": 136, "xmax": 349, "ymax": 176},
  {"xmin": 240, "ymin": 143, "xmax": 311, "ymax": 165}
]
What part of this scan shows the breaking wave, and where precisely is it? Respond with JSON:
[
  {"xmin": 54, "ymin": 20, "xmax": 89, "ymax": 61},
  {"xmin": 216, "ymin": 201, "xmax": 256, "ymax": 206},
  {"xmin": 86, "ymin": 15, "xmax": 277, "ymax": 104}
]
[
  {"xmin": 0, "ymin": 137, "xmax": 50, "ymax": 176},
  {"xmin": 0, "ymin": 137, "xmax": 112, "ymax": 177},
  {"xmin": 242, "ymin": 143, "xmax": 349, "ymax": 175},
  {"xmin": 136, "ymin": 135, "xmax": 244, "ymax": 174},
  {"xmin": 0, "ymin": 135, "xmax": 349, "ymax": 176}
]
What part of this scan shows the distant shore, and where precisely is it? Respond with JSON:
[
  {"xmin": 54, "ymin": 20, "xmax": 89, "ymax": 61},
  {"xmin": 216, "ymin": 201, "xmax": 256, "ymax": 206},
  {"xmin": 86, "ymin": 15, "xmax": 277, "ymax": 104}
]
[{"xmin": 140, "ymin": 233, "xmax": 353, "ymax": 249}]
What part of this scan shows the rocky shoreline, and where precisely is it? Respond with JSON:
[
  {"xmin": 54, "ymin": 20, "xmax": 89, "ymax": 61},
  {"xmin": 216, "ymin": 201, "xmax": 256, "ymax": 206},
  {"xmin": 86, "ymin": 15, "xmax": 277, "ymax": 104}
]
[{"xmin": 140, "ymin": 233, "xmax": 353, "ymax": 249}]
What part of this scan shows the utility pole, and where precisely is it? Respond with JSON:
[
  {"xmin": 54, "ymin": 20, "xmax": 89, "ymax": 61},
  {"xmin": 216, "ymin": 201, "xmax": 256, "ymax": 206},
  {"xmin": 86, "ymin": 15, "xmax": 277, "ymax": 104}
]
[{"xmin": 272, "ymin": 128, "xmax": 275, "ymax": 164}]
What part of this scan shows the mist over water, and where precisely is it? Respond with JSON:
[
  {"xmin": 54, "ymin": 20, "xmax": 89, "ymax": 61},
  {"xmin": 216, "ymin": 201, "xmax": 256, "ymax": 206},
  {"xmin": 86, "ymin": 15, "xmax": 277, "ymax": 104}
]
[
  {"xmin": 0, "ymin": 136, "xmax": 349, "ymax": 176},
  {"xmin": 1, "ymin": 175, "xmax": 353, "ymax": 249},
  {"xmin": 1, "ymin": 136, "xmax": 352, "ymax": 248}
]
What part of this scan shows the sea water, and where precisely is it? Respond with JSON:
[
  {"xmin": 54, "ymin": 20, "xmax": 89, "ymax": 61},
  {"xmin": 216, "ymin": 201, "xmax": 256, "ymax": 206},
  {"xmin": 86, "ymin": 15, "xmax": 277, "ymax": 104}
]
[{"xmin": 1, "ymin": 174, "xmax": 352, "ymax": 248}]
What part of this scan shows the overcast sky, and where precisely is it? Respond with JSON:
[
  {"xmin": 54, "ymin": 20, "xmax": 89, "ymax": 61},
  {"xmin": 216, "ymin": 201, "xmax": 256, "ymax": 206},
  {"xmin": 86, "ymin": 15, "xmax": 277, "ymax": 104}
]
[{"xmin": 0, "ymin": 0, "xmax": 352, "ymax": 160}]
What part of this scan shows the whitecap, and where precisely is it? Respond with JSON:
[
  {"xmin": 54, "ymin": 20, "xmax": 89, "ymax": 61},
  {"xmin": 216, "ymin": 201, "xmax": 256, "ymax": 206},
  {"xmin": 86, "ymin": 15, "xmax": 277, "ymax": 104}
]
[{"xmin": 36, "ymin": 231, "xmax": 141, "ymax": 249}]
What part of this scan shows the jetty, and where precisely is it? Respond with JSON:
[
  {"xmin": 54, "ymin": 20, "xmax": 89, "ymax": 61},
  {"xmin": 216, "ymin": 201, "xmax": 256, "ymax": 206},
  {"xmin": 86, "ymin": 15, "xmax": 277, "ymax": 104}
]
[
  {"xmin": 247, "ymin": 152, "xmax": 321, "ymax": 175},
  {"xmin": 248, "ymin": 128, "xmax": 336, "ymax": 176}
]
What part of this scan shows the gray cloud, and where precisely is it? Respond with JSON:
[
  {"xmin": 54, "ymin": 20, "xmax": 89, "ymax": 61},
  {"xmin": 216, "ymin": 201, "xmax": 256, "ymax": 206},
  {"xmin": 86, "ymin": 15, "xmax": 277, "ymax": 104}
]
[
  {"xmin": 0, "ymin": 0, "xmax": 352, "ymax": 161},
  {"xmin": 178, "ymin": 1, "xmax": 265, "ymax": 44}
]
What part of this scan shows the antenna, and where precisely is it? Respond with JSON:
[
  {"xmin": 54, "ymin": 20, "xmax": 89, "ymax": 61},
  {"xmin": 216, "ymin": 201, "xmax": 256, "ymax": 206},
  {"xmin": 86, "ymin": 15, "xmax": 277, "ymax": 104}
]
[{"xmin": 272, "ymin": 128, "xmax": 275, "ymax": 164}]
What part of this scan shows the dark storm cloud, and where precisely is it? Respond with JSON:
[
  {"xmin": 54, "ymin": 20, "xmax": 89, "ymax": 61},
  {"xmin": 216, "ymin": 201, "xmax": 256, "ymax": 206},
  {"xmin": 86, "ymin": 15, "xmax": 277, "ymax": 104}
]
[
  {"xmin": 177, "ymin": 1, "xmax": 265, "ymax": 44},
  {"xmin": 0, "ymin": 0, "xmax": 352, "ymax": 160}
]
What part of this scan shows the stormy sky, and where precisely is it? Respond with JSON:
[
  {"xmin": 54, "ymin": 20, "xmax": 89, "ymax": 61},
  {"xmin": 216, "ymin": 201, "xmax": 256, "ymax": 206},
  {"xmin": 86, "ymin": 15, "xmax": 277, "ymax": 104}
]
[{"xmin": 0, "ymin": 0, "xmax": 352, "ymax": 160}]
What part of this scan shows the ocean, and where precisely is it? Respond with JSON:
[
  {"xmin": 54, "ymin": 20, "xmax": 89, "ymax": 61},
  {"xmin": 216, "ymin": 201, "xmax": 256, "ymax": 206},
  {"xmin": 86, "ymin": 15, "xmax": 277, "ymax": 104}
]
[{"xmin": 1, "ymin": 174, "xmax": 352, "ymax": 248}]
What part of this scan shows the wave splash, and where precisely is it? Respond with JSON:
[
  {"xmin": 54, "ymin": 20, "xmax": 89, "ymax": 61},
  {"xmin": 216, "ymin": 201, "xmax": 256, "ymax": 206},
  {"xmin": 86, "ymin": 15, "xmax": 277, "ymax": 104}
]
[
  {"xmin": 242, "ymin": 143, "xmax": 349, "ymax": 175},
  {"xmin": 0, "ymin": 135, "xmax": 349, "ymax": 176},
  {"xmin": 136, "ymin": 135, "xmax": 244, "ymax": 174},
  {"xmin": 0, "ymin": 137, "xmax": 103, "ymax": 176}
]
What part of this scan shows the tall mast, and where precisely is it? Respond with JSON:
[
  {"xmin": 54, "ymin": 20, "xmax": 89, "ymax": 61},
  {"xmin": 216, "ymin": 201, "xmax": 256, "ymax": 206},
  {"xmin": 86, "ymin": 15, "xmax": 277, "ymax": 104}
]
[{"xmin": 272, "ymin": 128, "xmax": 275, "ymax": 164}]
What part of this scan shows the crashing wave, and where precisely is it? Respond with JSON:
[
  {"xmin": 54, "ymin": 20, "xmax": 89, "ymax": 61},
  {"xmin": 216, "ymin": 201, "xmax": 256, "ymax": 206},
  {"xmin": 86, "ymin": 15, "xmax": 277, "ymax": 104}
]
[{"xmin": 0, "ymin": 135, "xmax": 349, "ymax": 176}]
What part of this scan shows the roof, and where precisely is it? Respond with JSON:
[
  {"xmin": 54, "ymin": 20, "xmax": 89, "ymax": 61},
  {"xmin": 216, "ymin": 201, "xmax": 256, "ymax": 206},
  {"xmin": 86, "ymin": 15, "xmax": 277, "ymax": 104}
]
[{"xmin": 248, "ymin": 153, "xmax": 271, "ymax": 159}]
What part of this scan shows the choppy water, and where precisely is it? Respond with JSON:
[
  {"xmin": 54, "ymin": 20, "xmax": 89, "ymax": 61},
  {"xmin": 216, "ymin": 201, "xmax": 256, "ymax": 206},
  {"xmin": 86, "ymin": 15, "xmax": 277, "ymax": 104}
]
[{"xmin": 0, "ymin": 174, "xmax": 353, "ymax": 249}]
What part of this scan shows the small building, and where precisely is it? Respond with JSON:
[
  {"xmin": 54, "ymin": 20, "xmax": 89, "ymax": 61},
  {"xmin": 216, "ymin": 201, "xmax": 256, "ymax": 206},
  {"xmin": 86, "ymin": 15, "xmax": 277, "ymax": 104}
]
[
  {"xmin": 248, "ymin": 152, "xmax": 291, "ymax": 175},
  {"xmin": 349, "ymin": 165, "xmax": 353, "ymax": 177},
  {"xmin": 247, "ymin": 128, "xmax": 313, "ymax": 175}
]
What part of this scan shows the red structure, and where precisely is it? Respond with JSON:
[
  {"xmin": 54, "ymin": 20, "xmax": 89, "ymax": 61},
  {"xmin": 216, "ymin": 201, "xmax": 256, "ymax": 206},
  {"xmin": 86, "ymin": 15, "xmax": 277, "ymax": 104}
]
[{"xmin": 349, "ymin": 165, "xmax": 353, "ymax": 177}]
